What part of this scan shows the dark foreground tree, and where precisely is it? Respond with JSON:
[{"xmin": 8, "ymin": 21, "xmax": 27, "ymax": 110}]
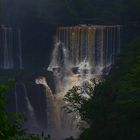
[
  {"xmin": 0, "ymin": 79, "xmax": 50, "ymax": 140},
  {"xmin": 64, "ymin": 37, "xmax": 140, "ymax": 140}
]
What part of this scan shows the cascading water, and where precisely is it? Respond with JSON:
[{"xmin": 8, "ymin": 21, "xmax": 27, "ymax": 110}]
[
  {"xmin": 18, "ymin": 30, "xmax": 23, "ymax": 70},
  {"xmin": 3, "ymin": 26, "xmax": 9, "ymax": 69},
  {"xmin": 46, "ymin": 25, "xmax": 121, "ymax": 140},
  {"xmin": 35, "ymin": 77, "xmax": 61, "ymax": 138},
  {"xmin": 14, "ymin": 83, "xmax": 38, "ymax": 131},
  {"xmin": 35, "ymin": 76, "xmax": 53, "ymax": 131},
  {"xmin": 0, "ymin": 25, "xmax": 23, "ymax": 70}
]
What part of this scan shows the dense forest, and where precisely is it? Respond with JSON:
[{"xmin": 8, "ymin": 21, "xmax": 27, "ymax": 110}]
[{"xmin": 0, "ymin": 0, "xmax": 140, "ymax": 140}]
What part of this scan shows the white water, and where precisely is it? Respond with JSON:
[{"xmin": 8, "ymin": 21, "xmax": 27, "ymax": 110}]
[
  {"xmin": 14, "ymin": 83, "xmax": 38, "ymax": 130},
  {"xmin": 8, "ymin": 28, "xmax": 14, "ymax": 68},
  {"xmin": 35, "ymin": 76, "xmax": 53, "ymax": 129},
  {"xmin": 35, "ymin": 76, "xmax": 61, "ymax": 138},
  {"xmin": 3, "ymin": 26, "xmax": 9, "ymax": 69},
  {"xmin": 0, "ymin": 25, "xmax": 23, "ymax": 70},
  {"xmin": 22, "ymin": 84, "xmax": 36, "ymax": 120},
  {"xmin": 46, "ymin": 25, "xmax": 121, "ymax": 140},
  {"xmin": 18, "ymin": 29, "xmax": 23, "ymax": 69}
]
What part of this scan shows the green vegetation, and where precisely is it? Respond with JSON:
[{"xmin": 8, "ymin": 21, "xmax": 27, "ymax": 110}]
[
  {"xmin": 0, "ymin": 79, "xmax": 51, "ymax": 140},
  {"xmin": 64, "ymin": 37, "xmax": 140, "ymax": 140}
]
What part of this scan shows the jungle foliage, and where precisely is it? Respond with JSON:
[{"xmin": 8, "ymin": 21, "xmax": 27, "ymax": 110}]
[
  {"xmin": 0, "ymin": 79, "xmax": 51, "ymax": 140},
  {"xmin": 65, "ymin": 37, "xmax": 140, "ymax": 140}
]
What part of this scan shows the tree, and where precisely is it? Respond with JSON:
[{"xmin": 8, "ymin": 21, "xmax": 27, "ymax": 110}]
[
  {"xmin": 64, "ymin": 80, "xmax": 96, "ymax": 123},
  {"xmin": 0, "ymin": 79, "xmax": 51, "ymax": 140},
  {"xmin": 64, "ymin": 37, "xmax": 140, "ymax": 140}
]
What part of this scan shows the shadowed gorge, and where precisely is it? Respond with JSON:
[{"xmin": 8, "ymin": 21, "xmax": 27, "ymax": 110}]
[{"xmin": 0, "ymin": 0, "xmax": 140, "ymax": 140}]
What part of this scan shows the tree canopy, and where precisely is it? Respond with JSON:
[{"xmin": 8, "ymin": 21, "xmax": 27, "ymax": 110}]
[{"xmin": 64, "ymin": 36, "xmax": 140, "ymax": 140}]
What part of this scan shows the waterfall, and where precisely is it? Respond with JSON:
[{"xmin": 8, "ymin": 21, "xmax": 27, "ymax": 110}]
[
  {"xmin": 47, "ymin": 25, "xmax": 121, "ymax": 140},
  {"xmin": 0, "ymin": 25, "xmax": 23, "ymax": 70},
  {"xmin": 8, "ymin": 28, "xmax": 14, "ymax": 68},
  {"xmin": 3, "ymin": 26, "xmax": 9, "ymax": 69},
  {"xmin": 14, "ymin": 83, "xmax": 38, "ymax": 131},
  {"xmin": 35, "ymin": 77, "xmax": 59, "ymax": 134},
  {"xmin": 14, "ymin": 83, "xmax": 35, "ymax": 115},
  {"xmin": 22, "ymin": 83, "xmax": 36, "ymax": 121},
  {"xmin": 18, "ymin": 29, "xmax": 23, "ymax": 70},
  {"xmin": 21, "ymin": 83, "xmax": 39, "ymax": 131},
  {"xmin": 48, "ymin": 25, "xmax": 121, "ymax": 72},
  {"xmin": 48, "ymin": 25, "xmax": 121, "ymax": 92}
]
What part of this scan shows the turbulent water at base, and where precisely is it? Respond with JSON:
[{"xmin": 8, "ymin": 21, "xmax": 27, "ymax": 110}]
[
  {"xmin": 0, "ymin": 25, "xmax": 23, "ymax": 70},
  {"xmin": 46, "ymin": 25, "xmax": 121, "ymax": 140}
]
